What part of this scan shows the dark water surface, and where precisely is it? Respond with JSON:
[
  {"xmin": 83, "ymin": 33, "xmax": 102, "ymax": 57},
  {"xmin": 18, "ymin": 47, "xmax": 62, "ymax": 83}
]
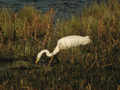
[{"xmin": 0, "ymin": 0, "xmax": 92, "ymax": 18}]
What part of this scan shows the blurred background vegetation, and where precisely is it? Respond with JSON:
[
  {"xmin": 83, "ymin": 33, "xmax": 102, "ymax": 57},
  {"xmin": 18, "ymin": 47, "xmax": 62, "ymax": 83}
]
[{"xmin": 0, "ymin": 0, "xmax": 120, "ymax": 89}]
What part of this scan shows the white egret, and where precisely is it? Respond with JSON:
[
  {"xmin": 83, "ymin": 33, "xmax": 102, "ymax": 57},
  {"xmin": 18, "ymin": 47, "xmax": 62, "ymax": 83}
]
[{"xmin": 35, "ymin": 35, "xmax": 91, "ymax": 64}]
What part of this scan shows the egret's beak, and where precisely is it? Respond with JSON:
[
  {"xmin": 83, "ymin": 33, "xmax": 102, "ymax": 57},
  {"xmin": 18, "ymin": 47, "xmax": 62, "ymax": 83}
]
[
  {"xmin": 35, "ymin": 61, "xmax": 37, "ymax": 64},
  {"xmin": 35, "ymin": 59, "xmax": 39, "ymax": 64}
]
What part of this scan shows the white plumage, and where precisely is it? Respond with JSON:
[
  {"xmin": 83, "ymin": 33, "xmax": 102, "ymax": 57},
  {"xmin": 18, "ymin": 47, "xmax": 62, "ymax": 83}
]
[{"xmin": 35, "ymin": 35, "xmax": 91, "ymax": 64}]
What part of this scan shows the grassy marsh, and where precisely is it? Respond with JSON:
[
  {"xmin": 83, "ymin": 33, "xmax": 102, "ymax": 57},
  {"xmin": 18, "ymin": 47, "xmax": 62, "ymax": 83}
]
[{"xmin": 0, "ymin": 0, "xmax": 120, "ymax": 89}]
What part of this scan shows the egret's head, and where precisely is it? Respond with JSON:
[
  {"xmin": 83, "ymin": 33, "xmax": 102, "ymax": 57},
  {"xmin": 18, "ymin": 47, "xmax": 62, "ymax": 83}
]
[
  {"xmin": 35, "ymin": 50, "xmax": 50, "ymax": 64},
  {"xmin": 35, "ymin": 53, "xmax": 41, "ymax": 64}
]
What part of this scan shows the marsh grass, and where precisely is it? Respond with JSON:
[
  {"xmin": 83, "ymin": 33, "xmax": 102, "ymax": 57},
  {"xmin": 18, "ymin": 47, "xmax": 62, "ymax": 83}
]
[
  {"xmin": 0, "ymin": 0, "xmax": 120, "ymax": 89},
  {"xmin": 0, "ymin": 7, "xmax": 55, "ymax": 60}
]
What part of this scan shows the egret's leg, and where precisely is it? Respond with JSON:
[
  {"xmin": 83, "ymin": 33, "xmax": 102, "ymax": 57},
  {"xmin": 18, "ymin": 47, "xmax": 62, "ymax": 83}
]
[
  {"xmin": 71, "ymin": 48, "xmax": 74, "ymax": 64},
  {"xmin": 48, "ymin": 56, "xmax": 54, "ymax": 66}
]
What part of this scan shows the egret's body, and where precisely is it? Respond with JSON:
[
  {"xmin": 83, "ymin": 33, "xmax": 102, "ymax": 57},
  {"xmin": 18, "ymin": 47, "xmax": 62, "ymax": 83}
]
[{"xmin": 35, "ymin": 35, "xmax": 91, "ymax": 64}]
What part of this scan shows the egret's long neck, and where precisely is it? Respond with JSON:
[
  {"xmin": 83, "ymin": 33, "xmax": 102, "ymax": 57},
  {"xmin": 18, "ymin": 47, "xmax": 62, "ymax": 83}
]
[
  {"xmin": 37, "ymin": 46, "xmax": 60, "ymax": 59},
  {"xmin": 36, "ymin": 46, "xmax": 60, "ymax": 64},
  {"xmin": 35, "ymin": 49, "xmax": 50, "ymax": 64},
  {"xmin": 37, "ymin": 49, "xmax": 51, "ymax": 59}
]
